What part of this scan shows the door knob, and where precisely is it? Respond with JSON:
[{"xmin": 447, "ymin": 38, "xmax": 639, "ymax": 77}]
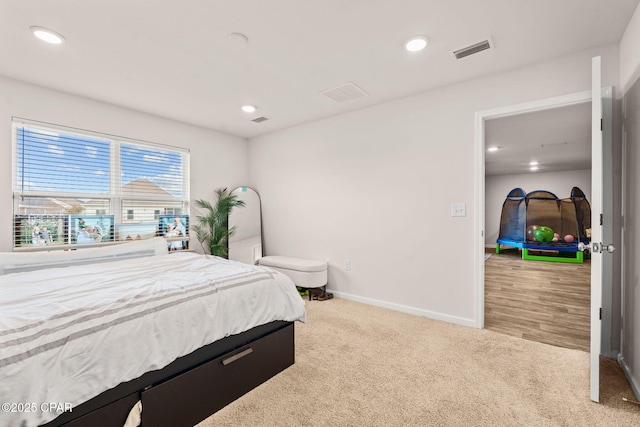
[
  {"xmin": 577, "ymin": 242, "xmax": 615, "ymax": 254},
  {"xmin": 577, "ymin": 242, "xmax": 593, "ymax": 252}
]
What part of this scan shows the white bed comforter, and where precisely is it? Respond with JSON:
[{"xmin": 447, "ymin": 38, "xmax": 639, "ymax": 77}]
[{"xmin": 0, "ymin": 253, "xmax": 306, "ymax": 427}]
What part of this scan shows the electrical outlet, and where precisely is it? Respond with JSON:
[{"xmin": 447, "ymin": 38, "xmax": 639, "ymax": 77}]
[{"xmin": 344, "ymin": 259, "xmax": 351, "ymax": 271}]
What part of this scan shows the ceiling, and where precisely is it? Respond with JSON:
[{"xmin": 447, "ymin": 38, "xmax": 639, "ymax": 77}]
[
  {"xmin": 485, "ymin": 102, "xmax": 592, "ymax": 176},
  {"xmin": 1, "ymin": 0, "xmax": 638, "ymax": 143}
]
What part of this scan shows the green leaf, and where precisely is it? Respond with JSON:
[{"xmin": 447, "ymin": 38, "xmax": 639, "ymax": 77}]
[{"xmin": 193, "ymin": 187, "xmax": 246, "ymax": 258}]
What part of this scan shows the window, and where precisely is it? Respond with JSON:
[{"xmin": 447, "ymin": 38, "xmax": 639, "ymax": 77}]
[
  {"xmin": 12, "ymin": 119, "xmax": 190, "ymax": 249},
  {"xmin": 163, "ymin": 207, "xmax": 182, "ymax": 216}
]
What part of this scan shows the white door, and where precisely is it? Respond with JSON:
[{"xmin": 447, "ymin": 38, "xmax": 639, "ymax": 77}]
[
  {"xmin": 589, "ymin": 55, "xmax": 603, "ymax": 403},
  {"xmin": 588, "ymin": 56, "xmax": 615, "ymax": 403}
]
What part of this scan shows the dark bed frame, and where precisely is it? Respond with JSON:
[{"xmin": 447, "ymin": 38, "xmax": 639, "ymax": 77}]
[{"xmin": 41, "ymin": 321, "xmax": 295, "ymax": 427}]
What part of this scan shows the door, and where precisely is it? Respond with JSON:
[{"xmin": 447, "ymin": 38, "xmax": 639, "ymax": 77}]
[
  {"xmin": 588, "ymin": 56, "xmax": 615, "ymax": 403},
  {"xmin": 589, "ymin": 55, "xmax": 603, "ymax": 403}
]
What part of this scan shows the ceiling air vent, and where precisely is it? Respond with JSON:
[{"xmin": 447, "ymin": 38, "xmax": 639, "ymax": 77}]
[
  {"xmin": 251, "ymin": 116, "xmax": 269, "ymax": 123},
  {"xmin": 320, "ymin": 81, "xmax": 368, "ymax": 103},
  {"xmin": 452, "ymin": 38, "xmax": 493, "ymax": 59}
]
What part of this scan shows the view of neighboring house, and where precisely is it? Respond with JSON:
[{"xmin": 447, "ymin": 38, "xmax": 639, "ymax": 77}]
[{"xmin": 14, "ymin": 178, "xmax": 187, "ymax": 247}]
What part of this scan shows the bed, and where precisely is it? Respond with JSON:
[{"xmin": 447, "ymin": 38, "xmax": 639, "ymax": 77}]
[{"xmin": 0, "ymin": 238, "xmax": 306, "ymax": 427}]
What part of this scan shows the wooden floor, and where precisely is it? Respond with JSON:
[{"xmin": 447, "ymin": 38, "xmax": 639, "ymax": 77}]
[{"xmin": 484, "ymin": 251, "xmax": 590, "ymax": 352}]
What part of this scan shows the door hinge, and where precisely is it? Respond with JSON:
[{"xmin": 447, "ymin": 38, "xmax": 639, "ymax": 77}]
[
  {"xmin": 599, "ymin": 307, "xmax": 602, "ymax": 320},
  {"xmin": 600, "ymin": 214, "xmax": 603, "ymax": 226},
  {"xmin": 601, "ymin": 118, "xmax": 603, "ymax": 131}
]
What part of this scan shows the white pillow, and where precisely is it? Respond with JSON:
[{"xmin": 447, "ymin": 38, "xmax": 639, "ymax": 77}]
[{"xmin": 0, "ymin": 237, "xmax": 168, "ymax": 275}]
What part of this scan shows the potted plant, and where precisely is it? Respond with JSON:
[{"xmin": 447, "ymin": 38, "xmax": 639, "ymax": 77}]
[{"xmin": 193, "ymin": 187, "xmax": 246, "ymax": 257}]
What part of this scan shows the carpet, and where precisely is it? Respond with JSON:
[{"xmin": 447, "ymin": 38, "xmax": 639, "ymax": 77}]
[{"xmin": 198, "ymin": 298, "xmax": 640, "ymax": 426}]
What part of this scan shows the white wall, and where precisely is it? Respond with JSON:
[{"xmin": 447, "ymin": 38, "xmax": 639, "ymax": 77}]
[
  {"xmin": 620, "ymin": 75, "xmax": 640, "ymax": 400},
  {"xmin": 619, "ymin": 1, "xmax": 640, "ymax": 399},
  {"xmin": 0, "ymin": 76, "xmax": 248, "ymax": 253},
  {"xmin": 485, "ymin": 169, "xmax": 592, "ymax": 246},
  {"xmin": 620, "ymin": 3, "xmax": 640, "ymax": 94},
  {"xmin": 248, "ymin": 44, "xmax": 619, "ymax": 326}
]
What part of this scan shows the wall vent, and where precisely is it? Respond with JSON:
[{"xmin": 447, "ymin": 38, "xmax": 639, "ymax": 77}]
[
  {"xmin": 320, "ymin": 81, "xmax": 368, "ymax": 103},
  {"xmin": 251, "ymin": 116, "xmax": 269, "ymax": 123},
  {"xmin": 452, "ymin": 38, "xmax": 493, "ymax": 59}
]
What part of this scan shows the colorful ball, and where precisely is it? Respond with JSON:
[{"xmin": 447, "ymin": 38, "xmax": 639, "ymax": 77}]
[
  {"xmin": 526, "ymin": 225, "xmax": 539, "ymax": 241},
  {"xmin": 564, "ymin": 234, "xmax": 575, "ymax": 243},
  {"xmin": 552, "ymin": 233, "xmax": 559, "ymax": 242},
  {"xmin": 534, "ymin": 226, "xmax": 554, "ymax": 243}
]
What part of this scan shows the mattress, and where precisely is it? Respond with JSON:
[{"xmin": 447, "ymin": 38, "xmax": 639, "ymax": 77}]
[{"xmin": 0, "ymin": 252, "xmax": 306, "ymax": 427}]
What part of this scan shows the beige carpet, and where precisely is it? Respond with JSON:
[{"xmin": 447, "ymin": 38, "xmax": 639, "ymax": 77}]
[{"xmin": 198, "ymin": 298, "xmax": 640, "ymax": 426}]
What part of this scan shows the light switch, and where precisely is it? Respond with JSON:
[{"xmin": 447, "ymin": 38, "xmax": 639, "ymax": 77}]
[{"xmin": 451, "ymin": 203, "xmax": 466, "ymax": 217}]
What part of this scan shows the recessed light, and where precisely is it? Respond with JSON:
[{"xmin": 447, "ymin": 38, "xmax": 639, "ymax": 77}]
[
  {"xmin": 530, "ymin": 166, "xmax": 539, "ymax": 171},
  {"xmin": 487, "ymin": 146, "xmax": 499, "ymax": 152},
  {"xmin": 404, "ymin": 36, "xmax": 428, "ymax": 52},
  {"xmin": 241, "ymin": 105, "xmax": 257, "ymax": 113},
  {"xmin": 529, "ymin": 161, "xmax": 539, "ymax": 166},
  {"xmin": 30, "ymin": 26, "xmax": 65, "ymax": 44}
]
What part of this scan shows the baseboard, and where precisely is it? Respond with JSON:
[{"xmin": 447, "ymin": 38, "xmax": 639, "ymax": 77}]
[
  {"xmin": 327, "ymin": 290, "xmax": 476, "ymax": 328},
  {"xmin": 618, "ymin": 353, "xmax": 640, "ymax": 400}
]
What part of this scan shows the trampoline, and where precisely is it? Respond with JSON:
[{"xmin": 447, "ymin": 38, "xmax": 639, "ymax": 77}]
[{"xmin": 495, "ymin": 187, "xmax": 591, "ymax": 263}]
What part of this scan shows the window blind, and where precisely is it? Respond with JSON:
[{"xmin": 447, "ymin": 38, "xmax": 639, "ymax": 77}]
[{"xmin": 12, "ymin": 119, "xmax": 190, "ymax": 250}]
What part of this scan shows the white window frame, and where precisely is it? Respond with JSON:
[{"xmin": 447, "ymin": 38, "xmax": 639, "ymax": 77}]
[{"xmin": 11, "ymin": 118, "xmax": 190, "ymax": 250}]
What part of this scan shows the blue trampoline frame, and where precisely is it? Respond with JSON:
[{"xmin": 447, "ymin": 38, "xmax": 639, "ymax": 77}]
[{"xmin": 496, "ymin": 239, "xmax": 587, "ymax": 263}]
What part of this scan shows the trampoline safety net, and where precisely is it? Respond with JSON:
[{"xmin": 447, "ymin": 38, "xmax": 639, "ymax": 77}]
[{"xmin": 497, "ymin": 186, "xmax": 591, "ymax": 252}]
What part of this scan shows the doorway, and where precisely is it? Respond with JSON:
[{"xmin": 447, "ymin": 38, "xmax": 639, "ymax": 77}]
[
  {"xmin": 473, "ymin": 90, "xmax": 593, "ymax": 331},
  {"xmin": 474, "ymin": 87, "xmax": 615, "ymax": 350},
  {"xmin": 482, "ymin": 100, "xmax": 592, "ymax": 351}
]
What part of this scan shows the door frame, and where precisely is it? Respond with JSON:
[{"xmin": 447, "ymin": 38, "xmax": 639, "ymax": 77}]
[{"xmin": 473, "ymin": 90, "xmax": 593, "ymax": 329}]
